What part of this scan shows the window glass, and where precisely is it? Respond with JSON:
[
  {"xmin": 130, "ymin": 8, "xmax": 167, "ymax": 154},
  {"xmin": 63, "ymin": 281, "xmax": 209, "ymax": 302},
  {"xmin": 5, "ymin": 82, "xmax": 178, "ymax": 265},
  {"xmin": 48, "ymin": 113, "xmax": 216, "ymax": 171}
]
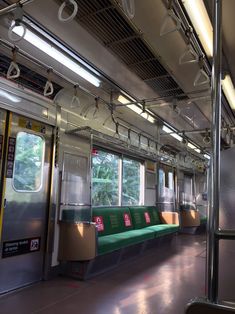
[
  {"xmin": 61, "ymin": 153, "xmax": 89, "ymax": 205},
  {"xmin": 122, "ymin": 158, "xmax": 140, "ymax": 205},
  {"xmin": 13, "ymin": 132, "xmax": 44, "ymax": 192},
  {"xmin": 184, "ymin": 175, "xmax": 193, "ymax": 196},
  {"xmin": 168, "ymin": 172, "xmax": 174, "ymax": 190},
  {"xmin": 159, "ymin": 168, "xmax": 165, "ymax": 197},
  {"xmin": 92, "ymin": 150, "xmax": 119, "ymax": 206}
]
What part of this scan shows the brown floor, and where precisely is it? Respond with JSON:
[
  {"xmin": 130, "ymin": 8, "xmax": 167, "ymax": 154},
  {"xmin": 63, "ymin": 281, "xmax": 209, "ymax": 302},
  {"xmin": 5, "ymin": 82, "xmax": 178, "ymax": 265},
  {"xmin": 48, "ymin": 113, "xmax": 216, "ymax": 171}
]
[{"xmin": 0, "ymin": 234, "xmax": 206, "ymax": 314}]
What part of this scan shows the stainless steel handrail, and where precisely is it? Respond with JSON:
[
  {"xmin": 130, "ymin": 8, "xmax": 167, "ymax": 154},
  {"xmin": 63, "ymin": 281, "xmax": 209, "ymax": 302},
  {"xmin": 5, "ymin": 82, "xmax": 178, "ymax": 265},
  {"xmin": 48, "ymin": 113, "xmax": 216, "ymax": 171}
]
[
  {"xmin": 207, "ymin": 0, "xmax": 222, "ymax": 303},
  {"xmin": 0, "ymin": 0, "xmax": 34, "ymax": 16},
  {"xmin": 60, "ymin": 203, "xmax": 91, "ymax": 207}
]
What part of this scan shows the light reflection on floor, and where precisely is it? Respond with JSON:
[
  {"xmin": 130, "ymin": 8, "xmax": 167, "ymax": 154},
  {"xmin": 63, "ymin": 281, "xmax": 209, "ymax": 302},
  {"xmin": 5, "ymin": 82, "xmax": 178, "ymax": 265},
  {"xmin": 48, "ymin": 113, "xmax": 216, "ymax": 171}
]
[{"xmin": 0, "ymin": 234, "xmax": 206, "ymax": 314}]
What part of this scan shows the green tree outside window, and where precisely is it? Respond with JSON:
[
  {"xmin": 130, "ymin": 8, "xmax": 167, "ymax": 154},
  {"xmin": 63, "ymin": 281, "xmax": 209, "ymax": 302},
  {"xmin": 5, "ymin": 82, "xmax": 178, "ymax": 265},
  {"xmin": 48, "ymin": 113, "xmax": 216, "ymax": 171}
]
[{"xmin": 13, "ymin": 132, "xmax": 44, "ymax": 191}]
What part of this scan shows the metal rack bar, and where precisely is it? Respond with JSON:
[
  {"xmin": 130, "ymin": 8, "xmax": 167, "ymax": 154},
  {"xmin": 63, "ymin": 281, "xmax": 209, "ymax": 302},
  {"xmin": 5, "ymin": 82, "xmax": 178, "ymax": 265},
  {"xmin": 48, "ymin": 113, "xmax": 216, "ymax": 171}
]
[{"xmin": 0, "ymin": 0, "xmax": 34, "ymax": 16}]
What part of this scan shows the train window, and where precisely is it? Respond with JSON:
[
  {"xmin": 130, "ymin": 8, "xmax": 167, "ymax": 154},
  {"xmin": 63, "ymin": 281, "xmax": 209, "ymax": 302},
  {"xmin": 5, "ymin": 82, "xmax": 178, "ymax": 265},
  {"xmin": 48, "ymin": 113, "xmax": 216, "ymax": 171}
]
[
  {"xmin": 122, "ymin": 158, "xmax": 141, "ymax": 205},
  {"xmin": 61, "ymin": 153, "xmax": 90, "ymax": 205},
  {"xmin": 92, "ymin": 150, "xmax": 119, "ymax": 206},
  {"xmin": 159, "ymin": 169, "xmax": 165, "ymax": 196},
  {"xmin": 13, "ymin": 132, "xmax": 44, "ymax": 192},
  {"xmin": 184, "ymin": 175, "xmax": 193, "ymax": 196},
  {"xmin": 168, "ymin": 172, "xmax": 174, "ymax": 190}
]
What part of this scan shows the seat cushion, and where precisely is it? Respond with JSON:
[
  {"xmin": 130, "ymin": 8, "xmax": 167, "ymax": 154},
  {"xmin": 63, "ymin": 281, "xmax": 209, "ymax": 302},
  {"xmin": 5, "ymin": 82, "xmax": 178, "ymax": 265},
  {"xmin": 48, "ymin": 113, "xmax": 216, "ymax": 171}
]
[
  {"xmin": 92, "ymin": 207, "xmax": 133, "ymax": 237},
  {"xmin": 147, "ymin": 207, "xmax": 162, "ymax": 225},
  {"xmin": 146, "ymin": 224, "xmax": 179, "ymax": 237},
  {"xmin": 98, "ymin": 229, "xmax": 155, "ymax": 255},
  {"xmin": 200, "ymin": 216, "xmax": 207, "ymax": 224},
  {"xmin": 129, "ymin": 207, "xmax": 153, "ymax": 229}
]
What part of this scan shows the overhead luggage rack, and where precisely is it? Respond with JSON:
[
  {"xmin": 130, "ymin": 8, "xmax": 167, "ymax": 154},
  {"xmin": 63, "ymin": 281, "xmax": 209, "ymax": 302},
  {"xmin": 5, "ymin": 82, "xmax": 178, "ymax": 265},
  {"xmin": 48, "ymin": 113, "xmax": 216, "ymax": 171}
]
[{"xmin": 65, "ymin": 125, "xmax": 176, "ymax": 164}]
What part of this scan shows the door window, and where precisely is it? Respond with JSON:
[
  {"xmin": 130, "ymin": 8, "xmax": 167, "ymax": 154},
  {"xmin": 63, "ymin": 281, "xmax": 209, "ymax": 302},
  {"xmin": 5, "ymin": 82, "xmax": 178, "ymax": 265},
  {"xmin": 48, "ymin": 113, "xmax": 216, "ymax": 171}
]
[{"xmin": 13, "ymin": 132, "xmax": 45, "ymax": 192}]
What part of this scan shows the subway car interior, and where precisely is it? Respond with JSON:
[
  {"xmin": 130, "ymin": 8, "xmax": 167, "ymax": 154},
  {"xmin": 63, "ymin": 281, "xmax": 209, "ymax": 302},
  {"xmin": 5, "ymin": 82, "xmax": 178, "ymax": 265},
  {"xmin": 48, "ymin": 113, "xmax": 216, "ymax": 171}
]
[{"xmin": 0, "ymin": 0, "xmax": 234, "ymax": 313}]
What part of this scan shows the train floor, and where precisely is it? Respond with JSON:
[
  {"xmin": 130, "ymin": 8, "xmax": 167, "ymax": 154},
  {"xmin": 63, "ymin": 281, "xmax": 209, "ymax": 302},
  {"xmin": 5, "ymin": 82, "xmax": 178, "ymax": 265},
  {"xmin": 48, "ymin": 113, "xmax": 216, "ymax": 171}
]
[{"xmin": 0, "ymin": 233, "xmax": 206, "ymax": 314}]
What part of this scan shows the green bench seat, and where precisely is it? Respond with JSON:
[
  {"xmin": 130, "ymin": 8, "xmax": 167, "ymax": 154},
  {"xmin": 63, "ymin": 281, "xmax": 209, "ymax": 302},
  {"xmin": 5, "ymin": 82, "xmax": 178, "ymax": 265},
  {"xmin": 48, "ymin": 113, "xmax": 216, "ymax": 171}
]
[
  {"xmin": 200, "ymin": 216, "xmax": 207, "ymax": 224},
  {"xmin": 61, "ymin": 206, "xmax": 179, "ymax": 257},
  {"xmin": 92, "ymin": 206, "xmax": 179, "ymax": 255},
  {"xmin": 98, "ymin": 228, "xmax": 155, "ymax": 255},
  {"xmin": 60, "ymin": 207, "xmax": 179, "ymax": 279},
  {"xmin": 146, "ymin": 224, "xmax": 180, "ymax": 237}
]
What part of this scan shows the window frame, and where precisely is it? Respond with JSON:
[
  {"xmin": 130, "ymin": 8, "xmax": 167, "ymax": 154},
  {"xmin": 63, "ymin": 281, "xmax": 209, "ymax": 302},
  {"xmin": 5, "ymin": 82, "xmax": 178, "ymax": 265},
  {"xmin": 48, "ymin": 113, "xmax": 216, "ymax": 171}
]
[
  {"xmin": 122, "ymin": 156, "xmax": 143, "ymax": 206},
  {"xmin": 12, "ymin": 131, "xmax": 45, "ymax": 193},
  {"xmin": 92, "ymin": 147, "xmax": 145, "ymax": 207},
  {"xmin": 92, "ymin": 148, "xmax": 120, "ymax": 207}
]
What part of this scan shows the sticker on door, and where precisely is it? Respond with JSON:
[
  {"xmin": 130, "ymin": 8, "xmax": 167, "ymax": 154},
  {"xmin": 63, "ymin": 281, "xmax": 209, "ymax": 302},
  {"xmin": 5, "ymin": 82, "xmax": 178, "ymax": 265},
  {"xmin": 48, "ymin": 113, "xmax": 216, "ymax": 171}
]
[{"xmin": 2, "ymin": 237, "xmax": 41, "ymax": 258}]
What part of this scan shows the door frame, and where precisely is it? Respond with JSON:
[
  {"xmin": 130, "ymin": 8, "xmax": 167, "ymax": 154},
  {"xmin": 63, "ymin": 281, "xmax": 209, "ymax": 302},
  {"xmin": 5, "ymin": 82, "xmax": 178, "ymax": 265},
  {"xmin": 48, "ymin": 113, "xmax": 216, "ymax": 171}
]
[{"xmin": 0, "ymin": 110, "xmax": 58, "ymax": 284}]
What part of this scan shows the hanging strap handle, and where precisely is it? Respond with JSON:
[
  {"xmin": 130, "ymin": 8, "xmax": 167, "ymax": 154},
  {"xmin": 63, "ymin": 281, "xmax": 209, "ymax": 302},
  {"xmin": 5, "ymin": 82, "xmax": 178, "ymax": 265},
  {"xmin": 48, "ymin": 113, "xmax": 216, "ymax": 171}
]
[
  {"xmin": 160, "ymin": 1, "xmax": 181, "ymax": 37},
  {"xmin": 179, "ymin": 28, "xmax": 199, "ymax": 65},
  {"xmin": 142, "ymin": 100, "xmax": 146, "ymax": 113},
  {"xmin": 138, "ymin": 133, "xmax": 141, "ymax": 148},
  {"xmin": 58, "ymin": 0, "xmax": 78, "ymax": 23},
  {"xmin": 194, "ymin": 57, "xmax": 210, "ymax": 86},
  {"xmin": 92, "ymin": 97, "xmax": 99, "ymax": 118},
  {"xmin": 179, "ymin": 46, "xmax": 199, "ymax": 65},
  {"xmin": 44, "ymin": 69, "xmax": 54, "ymax": 97},
  {"xmin": 7, "ymin": 47, "xmax": 20, "ymax": 79},
  {"xmin": 127, "ymin": 128, "xmax": 131, "ymax": 142},
  {"xmin": 70, "ymin": 85, "xmax": 80, "ymax": 108},
  {"xmin": 121, "ymin": 0, "xmax": 135, "ymax": 19},
  {"xmin": 113, "ymin": 121, "xmax": 120, "ymax": 139},
  {"xmin": 8, "ymin": 5, "xmax": 26, "ymax": 43}
]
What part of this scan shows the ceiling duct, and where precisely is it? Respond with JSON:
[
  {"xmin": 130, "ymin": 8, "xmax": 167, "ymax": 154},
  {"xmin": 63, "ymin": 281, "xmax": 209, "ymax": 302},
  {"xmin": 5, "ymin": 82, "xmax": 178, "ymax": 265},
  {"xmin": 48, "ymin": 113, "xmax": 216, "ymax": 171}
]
[{"xmin": 57, "ymin": 0, "xmax": 185, "ymax": 98}]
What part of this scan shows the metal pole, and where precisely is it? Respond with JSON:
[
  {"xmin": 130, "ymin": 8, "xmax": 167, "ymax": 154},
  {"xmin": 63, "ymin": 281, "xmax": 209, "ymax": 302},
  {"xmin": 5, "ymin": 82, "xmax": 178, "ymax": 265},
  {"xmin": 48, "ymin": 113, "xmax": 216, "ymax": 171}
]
[
  {"xmin": 207, "ymin": 0, "xmax": 222, "ymax": 303},
  {"xmin": 0, "ymin": 0, "xmax": 34, "ymax": 16}
]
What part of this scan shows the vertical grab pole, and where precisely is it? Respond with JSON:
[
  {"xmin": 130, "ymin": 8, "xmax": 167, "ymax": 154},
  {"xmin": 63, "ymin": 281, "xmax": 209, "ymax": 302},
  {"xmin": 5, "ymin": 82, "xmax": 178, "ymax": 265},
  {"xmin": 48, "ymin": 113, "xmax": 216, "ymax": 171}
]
[{"xmin": 207, "ymin": 0, "xmax": 222, "ymax": 303}]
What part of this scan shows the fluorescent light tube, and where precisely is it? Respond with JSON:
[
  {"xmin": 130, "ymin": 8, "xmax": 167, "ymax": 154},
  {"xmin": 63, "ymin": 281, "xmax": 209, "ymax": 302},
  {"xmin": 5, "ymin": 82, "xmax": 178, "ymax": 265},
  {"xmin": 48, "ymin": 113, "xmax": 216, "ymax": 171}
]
[
  {"xmin": 12, "ymin": 24, "xmax": 101, "ymax": 87},
  {"xmin": 118, "ymin": 95, "xmax": 129, "ymax": 104},
  {"xmin": 182, "ymin": 2, "xmax": 235, "ymax": 112},
  {"xmin": 204, "ymin": 154, "xmax": 210, "ymax": 159},
  {"xmin": 182, "ymin": 0, "xmax": 213, "ymax": 57},
  {"xmin": 222, "ymin": 75, "xmax": 235, "ymax": 109},
  {"xmin": 162, "ymin": 125, "xmax": 183, "ymax": 142},
  {"xmin": 187, "ymin": 142, "xmax": 200, "ymax": 153},
  {"xmin": 118, "ymin": 95, "xmax": 155, "ymax": 123},
  {"xmin": 187, "ymin": 142, "xmax": 196, "ymax": 149},
  {"xmin": 162, "ymin": 125, "xmax": 173, "ymax": 133}
]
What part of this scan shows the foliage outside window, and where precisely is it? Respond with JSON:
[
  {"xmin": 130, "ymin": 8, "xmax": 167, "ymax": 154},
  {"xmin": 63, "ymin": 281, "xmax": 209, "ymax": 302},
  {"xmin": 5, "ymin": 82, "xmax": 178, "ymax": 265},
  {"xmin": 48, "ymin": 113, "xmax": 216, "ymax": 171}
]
[
  {"xmin": 13, "ymin": 132, "xmax": 44, "ymax": 192},
  {"xmin": 122, "ymin": 158, "xmax": 140, "ymax": 205},
  {"xmin": 92, "ymin": 150, "xmax": 119, "ymax": 206},
  {"xmin": 92, "ymin": 150, "xmax": 142, "ymax": 206},
  {"xmin": 159, "ymin": 168, "xmax": 165, "ymax": 197}
]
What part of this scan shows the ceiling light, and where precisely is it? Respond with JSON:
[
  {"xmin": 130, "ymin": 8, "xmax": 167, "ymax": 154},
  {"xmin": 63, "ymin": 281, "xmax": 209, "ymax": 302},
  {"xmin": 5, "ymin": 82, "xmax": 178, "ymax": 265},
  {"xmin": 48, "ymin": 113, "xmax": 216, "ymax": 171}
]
[
  {"xmin": 187, "ymin": 142, "xmax": 201, "ymax": 153},
  {"xmin": 182, "ymin": 0, "xmax": 213, "ymax": 57},
  {"xmin": 222, "ymin": 75, "xmax": 235, "ymax": 109},
  {"xmin": 118, "ymin": 95, "xmax": 129, "ymax": 104},
  {"xmin": 162, "ymin": 125, "xmax": 183, "ymax": 142},
  {"xmin": 204, "ymin": 154, "xmax": 210, "ymax": 160},
  {"xmin": 12, "ymin": 24, "xmax": 101, "ymax": 87},
  {"xmin": 182, "ymin": 1, "xmax": 235, "ymax": 112},
  {"xmin": 187, "ymin": 142, "xmax": 196, "ymax": 149},
  {"xmin": 118, "ymin": 95, "xmax": 155, "ymax": 123}
]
